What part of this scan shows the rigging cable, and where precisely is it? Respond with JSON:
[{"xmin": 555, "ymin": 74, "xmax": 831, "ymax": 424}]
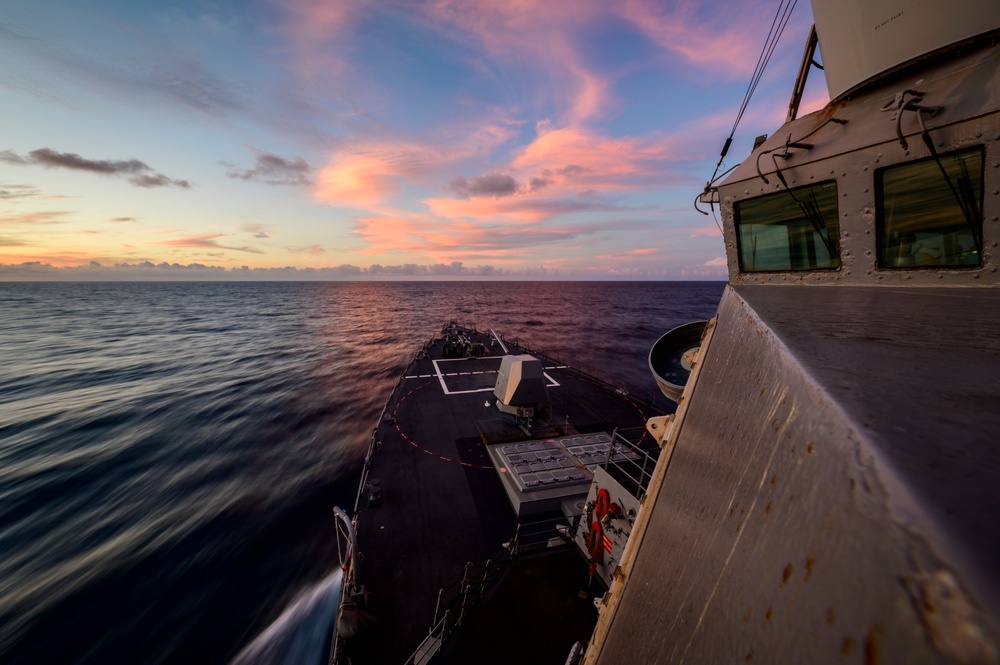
[{"xmin": 704, "ymin": 0, "xmax": 799, "ymax": 194}]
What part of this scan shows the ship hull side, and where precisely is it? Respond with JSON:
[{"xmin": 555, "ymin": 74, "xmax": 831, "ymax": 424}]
[{"xmin": 588, "ymin": 286, "xmax": 998, "ymax": 664}]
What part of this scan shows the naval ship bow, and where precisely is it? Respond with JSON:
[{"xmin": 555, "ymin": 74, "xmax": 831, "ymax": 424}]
[{"xmin": 328, "ymin": 324, "xmax": 672, "ymax": 664}]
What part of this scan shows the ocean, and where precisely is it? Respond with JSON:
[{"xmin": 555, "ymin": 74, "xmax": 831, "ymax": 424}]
[{"xmin": 0, "ymin": 281, "xmax": 724, "ymax": 664}]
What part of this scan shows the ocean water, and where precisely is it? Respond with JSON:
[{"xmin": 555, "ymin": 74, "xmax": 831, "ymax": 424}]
[{"xmin": 0, "ymin": 281, "xmax": 724, "ymax": 664}]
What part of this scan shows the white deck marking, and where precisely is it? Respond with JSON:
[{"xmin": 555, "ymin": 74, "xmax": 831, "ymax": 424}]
[
  {"xmin": 405, "ymin": 366, "xmax": 565, "ymax": 382},
  {"xmin": 409, "ymin": 358, "xmax": 564, "ymax": 393}
]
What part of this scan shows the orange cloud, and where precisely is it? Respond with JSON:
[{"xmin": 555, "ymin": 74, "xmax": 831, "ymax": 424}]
[
  {"xmin": 352, "ymin": 216, "xmax": 482, "ymax": 258},
  {"xmin": 0, "ymin": 251, "xmax": 103, "ymax": 268},
  {"xmin": 351, "ymin": 213, "xmax": 621, "ymax": 264},
  {"xmin": 314, "ymin": 140, "xmax": 465, "ymax": 208},
  {"xmin": 511, "ymin": 125, "xmax": 677, "ymax": 189},
  {"xmin": 315, "ymin": 153, "xmax": 410, "ymax": 209}
]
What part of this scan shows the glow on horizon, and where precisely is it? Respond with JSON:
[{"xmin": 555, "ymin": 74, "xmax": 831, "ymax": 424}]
[{"xmin": 0, "ymin": 0, "xmax": 828, "ymax": 280}]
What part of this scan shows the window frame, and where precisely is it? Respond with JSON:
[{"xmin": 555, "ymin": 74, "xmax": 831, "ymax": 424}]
[
  {"xmin": 874, "ymin": 146, "xmax": 985, "ymax": 270},
  {"xmin": 734, "ymin": 180, "xmax": 842, "ymax": 274}
]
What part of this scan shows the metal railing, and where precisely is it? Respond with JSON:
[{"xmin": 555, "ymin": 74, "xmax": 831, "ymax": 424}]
[
  {"xmin": 603, "ymin": 427, "xmax": 659, "ymax": 502},
  {"xmin": 404, "ymin": 555, "xmax": 508, "ymax": 665}
]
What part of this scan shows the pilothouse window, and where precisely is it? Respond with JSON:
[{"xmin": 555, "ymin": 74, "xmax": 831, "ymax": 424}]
[
  {"xmin": 735, "ymin": 181, "xmax": 841, "ymax": 272},
  {"xmin": 877, "ymin": 147, "xmax": 984, "ymax": 268}
]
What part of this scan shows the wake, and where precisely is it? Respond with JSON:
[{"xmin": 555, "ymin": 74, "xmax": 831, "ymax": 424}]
[{"xmin": 230, "ymin": 569, "xmax": 343, "ymax": 665}]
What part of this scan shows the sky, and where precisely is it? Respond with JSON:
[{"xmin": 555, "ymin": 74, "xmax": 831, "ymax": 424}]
[{"xmin": 0, "ymin": 0, "xmax": 827, "ymax": 280}]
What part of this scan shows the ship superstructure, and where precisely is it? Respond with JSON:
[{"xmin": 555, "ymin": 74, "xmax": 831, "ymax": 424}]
[{"xmin": 584, "ymin": 1, "xmax": 1000, "ymax": 662}]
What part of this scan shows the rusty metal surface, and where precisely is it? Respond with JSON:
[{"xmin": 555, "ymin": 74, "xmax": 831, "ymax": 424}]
[{"xmin": 590, "ymin": 286, "xmax": 999, "ymax": 664}]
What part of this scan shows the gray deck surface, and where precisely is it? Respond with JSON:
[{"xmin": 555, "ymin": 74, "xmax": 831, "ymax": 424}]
[
  {"xmin": 344, "ymin": 327, "xmax": 664, "ymax": 664},
  {"xmin": 737, "ymin": 285, "xmax": 1000, "ymax": 578}
]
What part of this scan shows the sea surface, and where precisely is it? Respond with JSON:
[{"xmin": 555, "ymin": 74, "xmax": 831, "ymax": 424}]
[{"xmin": 0, "ymin": 281, "xmax": 724, "ymax": 664}]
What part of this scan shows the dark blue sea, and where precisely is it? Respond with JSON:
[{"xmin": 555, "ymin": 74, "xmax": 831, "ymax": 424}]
[{"xmin": 0, "ymin": 281, "xmax": 724, "ymax": 664}]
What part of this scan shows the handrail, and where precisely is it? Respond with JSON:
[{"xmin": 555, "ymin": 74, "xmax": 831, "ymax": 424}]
[
  {"xmin": 513, "ymin": 514, "xmax": 576, "ymax": 552},
  {"xmin": 405, "ymin": 554, "xmax": 511, "ymax": 665},
  {"xmin": 604, "ymin": 428, "xmax": 660, "ymax": 501}
]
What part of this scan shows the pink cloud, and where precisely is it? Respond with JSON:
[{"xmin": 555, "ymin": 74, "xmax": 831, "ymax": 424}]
[
  {"xmin": 160, "ymin": 234, "xmax": 226, "ymax": 247},
  {"xmin": 511, "ymin": 125, "xmax": 678, "ymax": 190},
  {"xmin": 419, "ymin": 1, "xmax": 613, "ymax": 121},
  {"xmin": 278, "ymin": 0, "xmax": 361, "ymax": 81},
  {"xmin": 351, "ymin": 213, "xmax": 625, "ymax": 264},
  {"xmin": 595, "ymin": 247, "xmax": 661, "ymax": 260},
  {"xmin": 620, "ymin": 0, "xmax": 802, "ymax": 77},
  {"xmin": 159, "ymin": 234, "xmax": 263, "ymax": 254},
  {"xmin": 424, "ymin": 193, "xmax": 614, "ymax": 223},
  {"xmin": 797, "ymin": 87, "xmax": 831, "ymax": 118},
  {"xmin": 420, "ymin": 0, "xmax": 787, "ymax": 85}
]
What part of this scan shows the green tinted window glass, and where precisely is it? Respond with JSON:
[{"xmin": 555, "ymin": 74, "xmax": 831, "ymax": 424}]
[
  {"xmin": 877, "ymin": 148, "xmax": 984, "ymax": 268},
  {"xmin": 735, "ymin": 181, "xmax": 840, "ymax": 272}
]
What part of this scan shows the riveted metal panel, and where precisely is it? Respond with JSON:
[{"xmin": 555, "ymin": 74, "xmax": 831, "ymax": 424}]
[{"xmin": 718, "ymin": 42, "xmax": 1000, "ymax": 288}]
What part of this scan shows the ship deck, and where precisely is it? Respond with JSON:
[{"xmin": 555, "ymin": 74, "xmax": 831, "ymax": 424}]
[{"xmin": 341, "ymin": 324, "xmax": 667, "ymax": 664}]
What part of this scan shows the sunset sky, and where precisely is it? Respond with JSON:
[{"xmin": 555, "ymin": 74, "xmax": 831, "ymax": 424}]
[{"xmin": 0, "ymin": 0, "xmax": 827, "ymax": 280}]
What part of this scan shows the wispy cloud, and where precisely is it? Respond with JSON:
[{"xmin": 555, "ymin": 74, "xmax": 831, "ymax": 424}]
[
  {"xmin": 109, "ymin": 216, "xmax": 138, "ymax": 223},
  {"xmin": 351, "ymin": 214, "xmax": 630, "ymax": 263},
  {"xmin": 240, "ymin": 223, "xmax": 271, "ymax": 239},
  {"xmin": 224, "ymin": 148, "xmax": 311, "ymax": 185},
  {"xmin": 679, "ymin": 224, "xmax": 723, "ymax": 238},
  {"xmin": 0, "ymin": 184, "xmax": 41, "ymax": 200},
  {"xmin": 288, "ymin": 244, "xmax": 326, "ymax": 255},
  {"xmin": 0, "ymin": 209, "xmax": 73, "ymax": 225},
  {"xmin": 596, "ymin": 247, "xmax": 661, "ymax": 260},
  {"xmin": 159, "ymin": 233, "xmax": 262, "ymax": 253},
  {"xmin": 0, "ymin": 148, "xmax": 191, "ymax": 188},
  {"xmin": 620, "ymin": 0, "xmax": 764, "ymax": 76}
]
